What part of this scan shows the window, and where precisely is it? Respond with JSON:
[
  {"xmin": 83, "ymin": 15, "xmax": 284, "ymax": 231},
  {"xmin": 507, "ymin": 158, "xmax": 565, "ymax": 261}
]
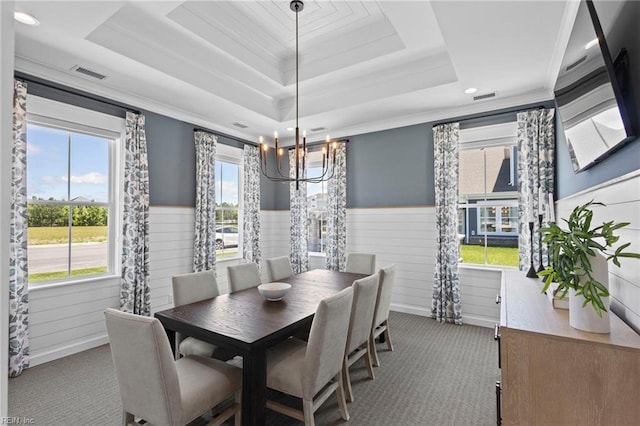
[
  {"xmin": 307, "ymin": 151, "xmax": 328, "ymax": 255},
  {"xmin": 26, "ymin": 96, "xmax": 123, "ymax": 285},
  {"xmin": 215, "ymin": 146, "xmax": 242, "ymax": 259},
  {"xmin": 458, "ymin": 122, "xmax": 519, "ymax": 267}
]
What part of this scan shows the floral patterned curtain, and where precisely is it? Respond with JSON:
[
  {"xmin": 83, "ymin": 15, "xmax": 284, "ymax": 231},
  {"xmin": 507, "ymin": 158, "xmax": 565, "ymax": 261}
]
[
  {"xmin": 193, "ymin": 131, "xmax": 217, "ymax": 272},
  {"xmin": 326, "ymin": 143, "xmax": 347, "ymax": 271},
  {"xmin": 517, "ymin": 108, "xmax": 555, "ymax": 271},
  {"xmin": 9, "ymin": 80, "xmax": 30, "ymax": 377},
  {"xmin": 120, "ymin": 112, "xmax": 151, "ymax": 316},
  {"xmin": 289, "ymin": 150, "xmax": 308, "ymax": 274},
  {"xmin": 432, "ymin": 123, "xmax": 462, "ymax": 325},
  {"xmin": 243, "ymin": 145, "xmax": 261, "ymax": 265}
]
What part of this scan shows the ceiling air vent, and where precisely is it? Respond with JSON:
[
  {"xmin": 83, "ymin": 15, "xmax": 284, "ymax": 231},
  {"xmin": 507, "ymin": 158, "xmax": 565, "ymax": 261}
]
[
  {"xmin": 310, "ymin": 127, "xmax": 325, "ymax": 132},
  {"xmin": 71, "ymin": 65, "xmax": 107, "ymax": 80},
  {"xmin": 232, "ymin": 122, "xmax": 248, "ymax": 129},
  {"xmin": 566, "ymin": 55, "xmax": 587, "ymax": 72},
  {"xmin": 473, "ymin": 92, "xmax": 496, "ymax": 101}
]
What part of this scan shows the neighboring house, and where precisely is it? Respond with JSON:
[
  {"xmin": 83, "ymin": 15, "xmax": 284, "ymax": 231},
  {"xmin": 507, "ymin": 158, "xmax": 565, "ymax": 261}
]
[{"xmin": 459, "ymin": 144, "xmax": 519, "ymax": 247}]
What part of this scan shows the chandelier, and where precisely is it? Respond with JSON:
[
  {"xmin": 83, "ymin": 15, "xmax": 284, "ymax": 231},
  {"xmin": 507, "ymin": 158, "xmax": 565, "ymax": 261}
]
[{"xmin": 259, "ymin": 0, "xmax": 344, "ymax": 190}]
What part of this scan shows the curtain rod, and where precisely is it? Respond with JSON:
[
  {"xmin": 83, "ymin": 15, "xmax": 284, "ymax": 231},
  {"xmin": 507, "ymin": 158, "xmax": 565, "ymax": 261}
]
[
  {"xmin": 15, "ymin": 73, "xmax": 141, "ymax": 115},
  {"xmin": 193, "ymin": 127, "xmax": 257, "ymax": 147},
  {"xmin": 432, "ymin": 103, "xmax": 551, "ymax": 128}
]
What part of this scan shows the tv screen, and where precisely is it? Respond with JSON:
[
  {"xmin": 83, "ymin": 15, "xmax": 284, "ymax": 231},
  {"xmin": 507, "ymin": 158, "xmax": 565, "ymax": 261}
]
[{"xmin": 554, "ymin": 0, "xmax": 636, "ymax": 172}]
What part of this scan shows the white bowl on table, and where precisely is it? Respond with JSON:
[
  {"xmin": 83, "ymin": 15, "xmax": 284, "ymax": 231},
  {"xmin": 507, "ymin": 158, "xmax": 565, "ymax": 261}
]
[{"xmin": 258, "ymin": 282, "xmax": 292, "ymax": 301}]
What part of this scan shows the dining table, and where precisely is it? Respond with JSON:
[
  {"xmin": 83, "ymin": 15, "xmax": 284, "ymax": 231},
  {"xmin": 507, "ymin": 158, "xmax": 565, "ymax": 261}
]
[{"xmin": 154, "ymin": 268, "xmax": 368, "ymax": 426}]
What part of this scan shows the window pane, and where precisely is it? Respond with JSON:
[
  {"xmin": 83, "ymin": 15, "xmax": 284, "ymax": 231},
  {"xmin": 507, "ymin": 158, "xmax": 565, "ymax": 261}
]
[
  {"xmin": 27, "ymin": 218, "xmax": 70, "ymax": 283},
  {"xmin": 216, "ymin": 161, "xmax": 239, "ymax": 207},
  {"xmin": 459, "ymin": 140, "xmax": 519, "ymax": 267},
  {"xmin": 307, "ymin": 166, "xmax": 327, "ymax": 254},
  {"xmin": 27, "ymin": 124, "xmax": 70, "ymax": 201},
  {"xmin": 215, "ymin": 160, "xmax": 240, "ymax": 258},
  {"xmin": 70, "ymin": 218, "xmax": 108, "ymax": 278},
  {"xmin": 70, "ymin": 132, "xmax": 109, "ymax": 202}
]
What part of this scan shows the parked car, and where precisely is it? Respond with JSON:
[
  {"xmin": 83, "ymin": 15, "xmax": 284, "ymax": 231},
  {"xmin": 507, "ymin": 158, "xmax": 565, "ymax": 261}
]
[{"xmin": 215, "ymin": 226, "xmax": 238, "ymax": 250}]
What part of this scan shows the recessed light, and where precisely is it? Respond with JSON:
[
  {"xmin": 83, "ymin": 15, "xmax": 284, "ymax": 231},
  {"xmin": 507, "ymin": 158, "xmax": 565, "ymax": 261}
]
[
  {"xmin": 464, "ymin": 87, "xmax": 478, "ymax": 94},
  {"xmin": 585, "ymin": 38, "xmax": 599, "ymax": 50},
  {"xmin": 14, "ymin": 11, "xmax": 40, "ymax": 26},
  {"xmin": 286, "ymin": 127, "xmax": 294, "ymax": 131}
]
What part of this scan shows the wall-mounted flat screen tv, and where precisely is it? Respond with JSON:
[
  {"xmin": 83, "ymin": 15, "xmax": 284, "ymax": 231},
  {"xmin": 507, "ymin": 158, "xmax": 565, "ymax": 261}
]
[{"xmin": 554, "ymin": 0, "xmax": 637, "ymax": 172}]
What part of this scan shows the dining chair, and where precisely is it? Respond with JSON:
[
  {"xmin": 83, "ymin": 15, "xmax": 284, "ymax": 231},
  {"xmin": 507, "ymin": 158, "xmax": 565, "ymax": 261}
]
[
  {"xmin": 370, "ymin": 264, "xmax": 396, "ymax": 367},
  {"xmin": 104, "ymin": 308, "xmax": 242, "ymax": 426},
  {"xmin": 227, "ymin": 262, "xmax": 261, "ymax": 293},
  {"xmin": 345, "ymin": 252, "xmax": 376, "ymax": 274},
  {"xmin": 265, "ymin": 287, "xmax": 354, "ymax": 426},
  {"xmin": 342, "ymin": 273, "xmax": 380, "ymax": 402},
  {"xmin": 172, "ymin": 270, "xmax": 222, "ymax": 359},
  {"xmin": 266, "ymin": 256, "xmax": 294, "ymax": 282}
]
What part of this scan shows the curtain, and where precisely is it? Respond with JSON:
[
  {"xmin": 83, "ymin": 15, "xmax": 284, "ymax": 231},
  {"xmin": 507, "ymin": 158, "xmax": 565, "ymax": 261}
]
[
  {"xmin": 193, "ymin": 131, "xmax": 217, "ymax": 272},
  {"xmin": 9, "ymin": 80, "xmax": 30, "ymax": 377},
  {"xmin": 432, "ymin": 123, "xmax": 462, "ymax": 325},
  {"xmin": 243, "ymin": 145, "xmax": 261, "ymax": 265},
  {"xmin": 325, "ymin": 144, "xmax": 347, "ymax": 271},
  {"xmin": 120, "ymin": 112, "xmax": 151, "ymax": 316},
  {"xmin": 289, "ymin": 150, "xmax": 308, "ymax": 274},
  {"xmin": 517, "ymin": 108, "xmax": 555, "ymax": 271}
]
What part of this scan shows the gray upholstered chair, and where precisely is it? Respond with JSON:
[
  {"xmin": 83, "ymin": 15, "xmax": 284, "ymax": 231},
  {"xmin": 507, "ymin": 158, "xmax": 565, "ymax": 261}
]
[
  {"xmin": 342, "ymin": 273, "xmax": 380, "ymax": 402},
  {"xmin": 227, "ymin": 262, "xmax": 261, "ymax": 293},
  {"xmin": 266, "ymin": 256, "xmax": 294, "ymax": 282},
  {"xmin": 172, "ymin": 270, "xmax": 220, "ymax": 358},
  {"xmin": 265, "ymin": 287, "xmax": 354, "ymax": 426},
  {"xmin": 370, "ymin": 264, "xmax": 396, "ymax": 367},
  {"xmin": 345, "ymin": 252, "xmax": 376, "ymax": 275},
  {"xmin": 104, "ymin": 308, "xmax": 242, "ymax": 426}
]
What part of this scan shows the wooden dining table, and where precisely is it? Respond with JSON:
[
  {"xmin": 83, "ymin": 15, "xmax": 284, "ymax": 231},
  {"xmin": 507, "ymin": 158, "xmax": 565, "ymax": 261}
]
[{"xmin": 154, "ymin": 268, "xmax": 368, "ymax": 426}]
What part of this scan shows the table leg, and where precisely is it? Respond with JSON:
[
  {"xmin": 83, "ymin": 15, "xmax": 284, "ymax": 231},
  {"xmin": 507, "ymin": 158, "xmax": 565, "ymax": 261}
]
[
  {"xmin": 241, "ymin": 349, "xmax": 267, "ymax": 426},
  {"xmin": 163, "ymin": 328, "xmax": 176, "ymax": 356}
]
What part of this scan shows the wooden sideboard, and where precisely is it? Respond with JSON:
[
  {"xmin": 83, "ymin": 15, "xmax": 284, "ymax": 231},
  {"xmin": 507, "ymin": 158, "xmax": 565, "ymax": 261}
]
[{"xmin": 498, "ymin": 270, "xmax": 640, "ymax": 425}]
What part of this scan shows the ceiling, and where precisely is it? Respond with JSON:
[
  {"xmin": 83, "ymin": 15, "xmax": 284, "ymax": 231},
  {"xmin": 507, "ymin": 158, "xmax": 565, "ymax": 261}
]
[{"xmin": 13, "ymin": 1, "xmax": 579, "ymax": 145}]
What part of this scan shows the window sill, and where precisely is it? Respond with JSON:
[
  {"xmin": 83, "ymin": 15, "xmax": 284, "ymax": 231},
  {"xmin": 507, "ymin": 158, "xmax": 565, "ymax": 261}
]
[
  {"xmin": 309, "ymin": 252, "xmax": 326, "ymax": 258},
  {"xmin": 458, "ymin": 263, "xmax": 519, "ymax": 272},
  {"xmin": 29, "ymin": 273, "xmax": 120, "ymax": 292},
  {"xmin": 216, "ymin": 255, "xmax": 243, "ymax": 264}
]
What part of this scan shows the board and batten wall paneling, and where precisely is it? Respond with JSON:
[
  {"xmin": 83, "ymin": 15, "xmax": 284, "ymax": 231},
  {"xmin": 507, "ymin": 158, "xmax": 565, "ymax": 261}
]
[{"xmin": 556, "ymin": 170, "xmax": 640, "ymax": 332}]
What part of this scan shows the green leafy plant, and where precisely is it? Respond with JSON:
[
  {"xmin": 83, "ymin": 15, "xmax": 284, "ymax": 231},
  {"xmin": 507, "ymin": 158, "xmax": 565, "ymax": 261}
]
[{"xmin": 539, "ymin": 200, "xmax": 640, "ymax": 317}]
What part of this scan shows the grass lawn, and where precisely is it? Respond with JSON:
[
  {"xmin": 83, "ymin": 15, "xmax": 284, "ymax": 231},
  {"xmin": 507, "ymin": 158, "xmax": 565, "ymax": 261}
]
[
  {"xmin": 28, "ymin": 226, "xmax": 107, "ymax": 245},
  {"xmin": 29, "ymin": 266, "xmax": 108, "ymax": 283},
  {"xmin": 461, "ymin": 244, "xmax": 519, "ymax": 267}
]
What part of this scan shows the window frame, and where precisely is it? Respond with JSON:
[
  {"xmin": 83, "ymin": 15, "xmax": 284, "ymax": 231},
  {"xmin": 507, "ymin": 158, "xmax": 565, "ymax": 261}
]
[
  {"xmin": 25, "ymin": 95, "xmax": 124, "ymax": 287},
  {"xmin": 214, "ymin": 144, "xmax": 244, "ymax": 262}
]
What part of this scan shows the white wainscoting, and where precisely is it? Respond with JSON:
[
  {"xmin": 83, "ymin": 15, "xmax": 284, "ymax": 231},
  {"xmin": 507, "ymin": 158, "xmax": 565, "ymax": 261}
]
[
  {"xmin": 28, "ymin": 276, "xmax": 119, "ymax": 367},
  {"xmin": 556, "ymin": 171, "xmax": 640, "ymax": 332}
]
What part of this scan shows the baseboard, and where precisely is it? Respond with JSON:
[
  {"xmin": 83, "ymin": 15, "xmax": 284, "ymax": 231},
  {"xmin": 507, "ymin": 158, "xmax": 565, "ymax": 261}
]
[
  {"xmin": 390, "ymin": 303, "xmax": 430, "ymax": 317},
  {"xmin": 462, "ymin": 314, "xmax": 498, "ymax": 329},
  {"xmin": 29, "ymin": 334, "xmax": 108, "ymax": 367}
]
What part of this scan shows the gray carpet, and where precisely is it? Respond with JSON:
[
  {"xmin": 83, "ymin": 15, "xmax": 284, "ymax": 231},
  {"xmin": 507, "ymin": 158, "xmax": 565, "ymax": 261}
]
[{"xmin": 9, "ymin": 312, "xmax": 500, "ymax": 425}]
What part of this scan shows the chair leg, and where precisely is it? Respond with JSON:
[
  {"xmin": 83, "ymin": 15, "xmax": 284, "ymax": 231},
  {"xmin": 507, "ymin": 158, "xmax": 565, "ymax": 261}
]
[
  {"xmin": 122, "ymin": 411, "xmax": 135, "ymax": 426},
  {"xmin": 384, "ymin": 324, "xmax": 394, "ymax": 352},
  {"xmin": 234, "ymin": 390, "xmax": 242, "ymax": 426},
  {"xmin": 302, "ymin": 399, "xmax": 315, "ymax": 426},
  {"xmin": 370, "ymin": 334, "xmax": 380, "ymax": 367},
  {"xmin": 342, "ymin": 356, "xmax": 354, "ymax": 403},
  {"xmin": 335, "ymin": 373, "xmax": 350, "ymax": 421},
  {"xmin": 364, "ymin": 344, "xmax": 375, "ymax": 380}
]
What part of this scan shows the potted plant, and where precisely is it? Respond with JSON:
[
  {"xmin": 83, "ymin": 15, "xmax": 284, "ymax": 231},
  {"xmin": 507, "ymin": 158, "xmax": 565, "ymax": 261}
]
[{"xmin": 539, "ymin": 200, "xmax": 640, "ymax": 333}]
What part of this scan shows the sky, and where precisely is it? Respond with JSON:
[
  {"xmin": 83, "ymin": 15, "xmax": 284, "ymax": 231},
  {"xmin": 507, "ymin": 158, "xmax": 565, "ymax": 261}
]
[{"xmin": 27, "ymin": 124, "xmax": 109, "ymax": 202}]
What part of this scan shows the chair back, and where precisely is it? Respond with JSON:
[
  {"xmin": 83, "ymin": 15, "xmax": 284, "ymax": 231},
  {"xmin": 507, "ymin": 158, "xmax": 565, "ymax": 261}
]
[
  {"xmin": 346, "ymin": 273, "xmax": 380, "ymax": 354},
  {"xmin": 302, "ymin": 287, "xmax": 354, "ymax": 400},
  {"xmin": 266, "ymin": 256, "xmax": 294, "ymax": 282},
  {"xmin": 172, "ymin": 270, "xmax": 219, "ymax": 306},
  {"xmin": 104, "ymin": 308, "xmax": 180, "ymax": 426},
  {"xmin": 227, "ymin": 262, "xmax": 261, "ymax": 293},
  {"xmin": 373, "ymin": 264, "xmax": 396, "ymax": 328},
  {"xmin": 345, "ymin": 252, "xmax": 376, "ymax": 274}
]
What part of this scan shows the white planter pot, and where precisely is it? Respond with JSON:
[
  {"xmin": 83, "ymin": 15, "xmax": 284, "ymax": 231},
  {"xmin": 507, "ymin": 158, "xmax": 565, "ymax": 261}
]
[{"xmin": 568, "ymin": 252, "xmax": 610, "ymax": 334}]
